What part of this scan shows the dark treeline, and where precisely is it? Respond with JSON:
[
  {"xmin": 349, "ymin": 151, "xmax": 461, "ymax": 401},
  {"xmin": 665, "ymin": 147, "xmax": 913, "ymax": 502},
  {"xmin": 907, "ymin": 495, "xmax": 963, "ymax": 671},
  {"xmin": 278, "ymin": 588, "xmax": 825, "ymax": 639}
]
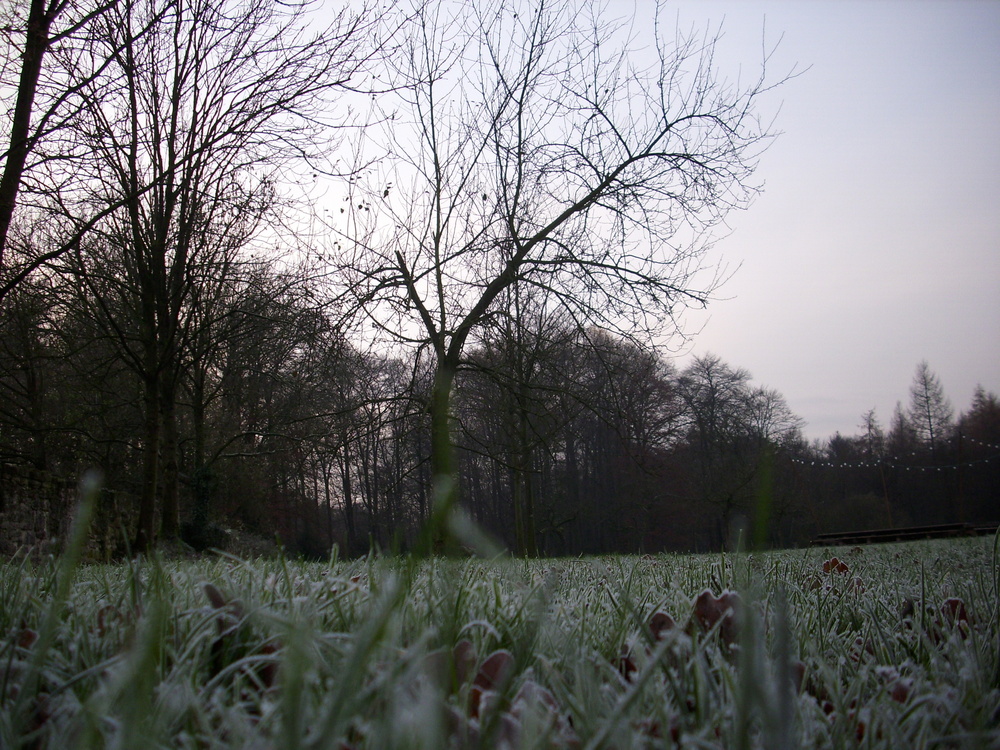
[
  {"xmin": 1, "ymin": 0, "xmax": 996, "ymax": 557},
  {"xmin": 2, "ymin": 268, "xmax": 997, "ymax": 555},
  {"xmin": 804, "ymin": 366, "xmax": 1000, "ymax": 537}
]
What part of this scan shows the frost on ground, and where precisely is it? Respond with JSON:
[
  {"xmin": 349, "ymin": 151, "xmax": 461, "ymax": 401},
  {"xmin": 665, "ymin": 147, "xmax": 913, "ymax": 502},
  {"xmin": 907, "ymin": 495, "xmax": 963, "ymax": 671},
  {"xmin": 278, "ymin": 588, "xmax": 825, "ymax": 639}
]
[{"xmin": 1, "ymin": 537, "xmax": 998, "ymax": 748}]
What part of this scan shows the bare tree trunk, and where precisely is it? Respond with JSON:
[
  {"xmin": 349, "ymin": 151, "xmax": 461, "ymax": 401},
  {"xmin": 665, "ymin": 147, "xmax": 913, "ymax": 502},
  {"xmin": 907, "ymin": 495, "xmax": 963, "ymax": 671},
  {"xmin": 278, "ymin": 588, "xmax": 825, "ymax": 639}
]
[
  {"xmin": 135, "ymin": 371, "xmax": 160, "ymax": 553},
  {"xmin": 188, "ymin": 367, "xmax": 214, "ymax": 541},
  {"xmin": 0, "ymin": 0, "xmax": 57, "ymax": 269},
  {"xmin": 514, "ymin": 387, "xmax": 538, "ymax": 556},
  {"xmin": 320, "ymin": 458, "xmax": 333, "ymax": 549},
  {"xmin": 340, "ymin": 443, "xmax": 356, "ymax": 556},
  {"xmin": 159, "ymin": 376, "xmax": 179, "ymax": 540},
  {"xmin": 512, "ymin": 462, "xmax": 524, "ymax": 554},
  {"xmin": 521, "ymin": 460, "xmax": 538, "ymax": 556},
  {"xmin": 428, "ymin": 360, "xmax": 458, "ymax": 554}
]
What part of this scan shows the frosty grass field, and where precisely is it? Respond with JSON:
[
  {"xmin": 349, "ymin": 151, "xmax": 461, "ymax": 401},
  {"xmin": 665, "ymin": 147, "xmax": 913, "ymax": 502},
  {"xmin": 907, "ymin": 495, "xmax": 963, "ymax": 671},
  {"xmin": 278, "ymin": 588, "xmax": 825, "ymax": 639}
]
[{"xmin": 2, "ymin": 531, "xmax": 998, "ymax": 748}]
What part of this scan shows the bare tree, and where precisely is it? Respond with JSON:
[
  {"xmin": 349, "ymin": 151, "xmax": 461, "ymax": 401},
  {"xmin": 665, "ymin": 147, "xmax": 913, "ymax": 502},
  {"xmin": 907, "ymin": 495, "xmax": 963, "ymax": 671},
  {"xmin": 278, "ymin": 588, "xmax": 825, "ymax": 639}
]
[
  {"xmin": 907, "ymin": 360, "xmax": 953, "ymax": 456},
  {"xmin": 63, "ymin": 0, "xmax": 377, "ymax": 551},
  {"xmin": 859, "ymin": 406, "xmax": 892, "ymax": 526},
  {"xmin": 455, "ymin": 287, "xmax": 580, "ymax": 554},
  {"xmin": 676, "ymin": 354, "xmax": 802, "ymax": 547},
  {"xmin": 0, "ymin": 0, "xmax": 171, "ymax": 294},
  {"xmin": 960, "ymin": 385, "xmax": 1000, "ymax": 442},
  {"xmin": 560, "ymin": 330, "xmax": 682, "ymax": 552},
  {"xmin": 0, "ymin": 0, "xmax": 65, "ymax": 267},
  {"xmin": 0, "ymin": 275, "xmax": 62, "ymax": 469},
  {"xmin": 335, "ymin": 0, "xmax": 785, "ymax": 548},
  {"xmin": 676, "ymin": 354, "xmax": 754, "ymax": 529}
]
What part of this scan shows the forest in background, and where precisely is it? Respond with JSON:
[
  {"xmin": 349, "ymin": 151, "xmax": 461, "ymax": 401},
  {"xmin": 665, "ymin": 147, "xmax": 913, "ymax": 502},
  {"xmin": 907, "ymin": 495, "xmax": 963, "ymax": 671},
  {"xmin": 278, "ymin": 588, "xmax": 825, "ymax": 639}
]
[
  {"xmin": 1, "ymin": 0, "xmax": 997, "ymax": 557},
  {"xmin": 3, "ymin": 273, "xmax": 997, "ymax": 556}
]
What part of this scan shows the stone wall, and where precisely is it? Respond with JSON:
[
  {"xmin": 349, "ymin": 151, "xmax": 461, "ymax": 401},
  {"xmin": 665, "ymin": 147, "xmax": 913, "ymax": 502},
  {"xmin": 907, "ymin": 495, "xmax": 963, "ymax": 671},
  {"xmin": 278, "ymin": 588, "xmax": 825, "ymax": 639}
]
[{"xmin": 0, "ymin": 464, "xmax": 136, "ymax": 560}]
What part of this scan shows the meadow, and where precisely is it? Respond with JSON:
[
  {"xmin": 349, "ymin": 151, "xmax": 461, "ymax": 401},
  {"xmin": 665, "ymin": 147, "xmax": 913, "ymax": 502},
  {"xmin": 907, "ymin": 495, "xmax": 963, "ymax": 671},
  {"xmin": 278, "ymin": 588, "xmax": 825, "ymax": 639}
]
[{"xmin": 1, "ymin": 530, "xmax": 997, "ymax": 748}]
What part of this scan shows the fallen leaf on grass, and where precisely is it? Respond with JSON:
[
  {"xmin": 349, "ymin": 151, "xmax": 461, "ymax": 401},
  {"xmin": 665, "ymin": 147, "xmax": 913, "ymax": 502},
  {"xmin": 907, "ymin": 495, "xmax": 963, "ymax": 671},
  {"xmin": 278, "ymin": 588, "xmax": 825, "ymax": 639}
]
[
  {"xmin": 875, "ymin": 666, "xmax": 913, "ymax": 704},
  {"xmin": 901, "ymin": 596, "xmax": 974, "ymax": 642},
  {"xmin": 848, "ymin": 636, "xmax": 875, "ymax": 662},
  {"xmin": 16, "ymin": 626, "xmax": 38, "ymax": 649},
  {"xmin": 690, "ymin": 590, "xmax": 741, "ymax": 648},
  {"xmin": 203, "ymin": 581, "xmax": 280, "ymax": 693},
  {"xmin": 941, "ymin": 597, "xmax": 970, "ymax": 627},
  {"xmin": 822, "ymin": 557, "xmax": 849, "ymax": 574},
  {"xmin": 648, "ymin": 611, "xmax": 676, "ymax": 640},
  {"xmin": 616, "ymin": 609, "xmax": 682, "ymax": 682},
  {"xmin": 469, "ymin": 649, "xmax": 515, "ymax": 718},
  {"xmin": 613, "ymin": 646, "xmax": 637, "ymax": 682},
  {"xmin": 455, "ymin": 647, "xmax": 578, "ymax": 748}
]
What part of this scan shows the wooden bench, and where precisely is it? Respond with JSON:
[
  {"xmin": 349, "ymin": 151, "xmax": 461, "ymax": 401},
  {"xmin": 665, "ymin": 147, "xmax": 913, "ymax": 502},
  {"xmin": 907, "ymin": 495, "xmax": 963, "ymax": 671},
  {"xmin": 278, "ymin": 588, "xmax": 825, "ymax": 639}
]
[{"xmin": 811, "ymin": 522, "xmax": 980, "ymax": 547}]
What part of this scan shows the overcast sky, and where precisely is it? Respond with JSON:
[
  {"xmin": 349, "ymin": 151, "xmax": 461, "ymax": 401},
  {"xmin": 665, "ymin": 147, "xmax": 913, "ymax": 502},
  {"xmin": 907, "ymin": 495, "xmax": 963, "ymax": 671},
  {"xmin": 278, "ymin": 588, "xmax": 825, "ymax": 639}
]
[{"xmin": 650, "ymin": 0, "xmax": 1000, "ymax": 441}]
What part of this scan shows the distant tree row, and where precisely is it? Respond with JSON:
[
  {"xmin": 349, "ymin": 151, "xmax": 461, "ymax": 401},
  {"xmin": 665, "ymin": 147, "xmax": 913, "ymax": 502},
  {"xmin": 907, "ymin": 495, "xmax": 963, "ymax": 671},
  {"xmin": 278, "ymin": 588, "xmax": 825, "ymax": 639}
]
[
  {"xmin": 5, "ymin": 250, "xmax": 994, "ymax": 556},
  {"xmin": 3, "ymin": 0, "xmax": 994, "ymax": 556},
  {"xmin": 0, "ymin": 268, "xmax": 803, "ymax": 554},
  {"xmin": 808, "ymin": 362, "xmax": 999, "ymax": 535}
]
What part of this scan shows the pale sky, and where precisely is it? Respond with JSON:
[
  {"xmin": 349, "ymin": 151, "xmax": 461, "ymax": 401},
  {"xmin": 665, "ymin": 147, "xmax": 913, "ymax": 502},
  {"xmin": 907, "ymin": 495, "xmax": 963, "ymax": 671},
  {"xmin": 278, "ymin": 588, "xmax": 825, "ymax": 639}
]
[{"xmin": 655, "ymin": 0, "xmax": 1000, "ymax": 441}]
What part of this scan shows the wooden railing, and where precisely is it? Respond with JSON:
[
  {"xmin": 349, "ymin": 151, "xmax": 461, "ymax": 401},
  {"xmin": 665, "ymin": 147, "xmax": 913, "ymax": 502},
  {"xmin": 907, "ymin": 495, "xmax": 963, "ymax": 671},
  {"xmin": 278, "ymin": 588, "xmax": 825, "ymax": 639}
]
[{"xmin": 811, "ymin": 522, "xmax": 996, "ymax": 547}]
